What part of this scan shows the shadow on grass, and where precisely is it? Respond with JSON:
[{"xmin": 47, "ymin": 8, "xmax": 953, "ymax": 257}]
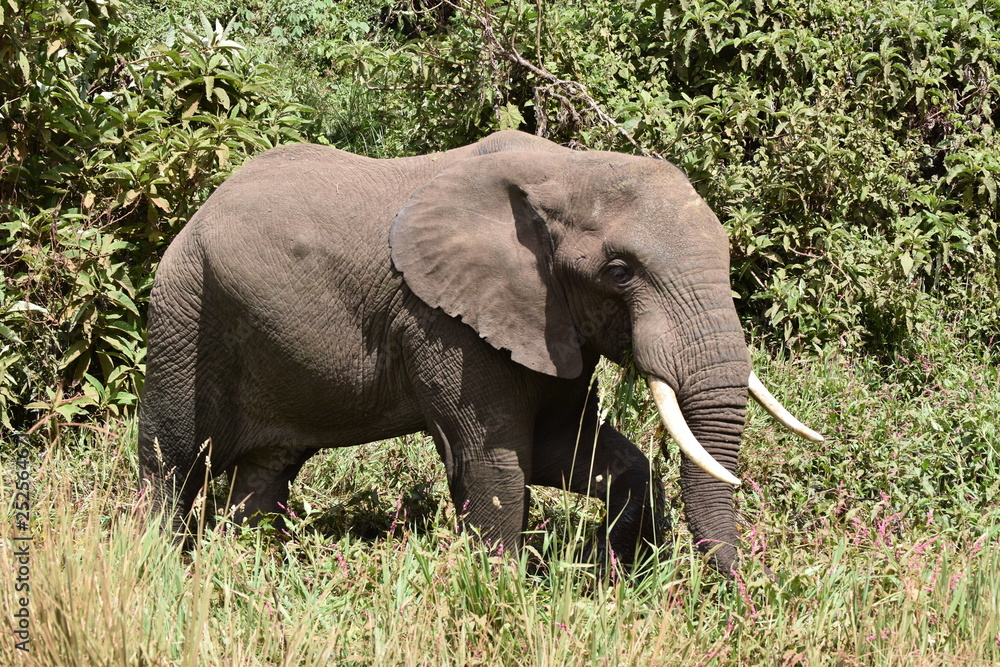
[
  {"xmin": 290, "ymin": 481, "xmax": 446, "ymax": 543},
  {"xmin": 195, "ymin": 478, "xmax": 448, "ymax": 547}
]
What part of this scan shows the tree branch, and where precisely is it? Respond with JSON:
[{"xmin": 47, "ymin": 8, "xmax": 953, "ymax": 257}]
[{"xmin": 457, "ymin": 0, "xmax": 658, "ymax": 157}]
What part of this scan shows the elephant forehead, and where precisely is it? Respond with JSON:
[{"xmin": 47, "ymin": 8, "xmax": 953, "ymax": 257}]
[
  {"xmin": 598, "ymin": 191, "xmax": 728, "ymax": 258},
  {"xmin": 564, "ymin": 158, "xmax": 705, "ymax": 222}
]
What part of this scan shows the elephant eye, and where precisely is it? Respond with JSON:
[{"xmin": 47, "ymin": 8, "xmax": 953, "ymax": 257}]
[{"xmin": 605, "ymin": 260, "xmax": 634, "ymax": 285}]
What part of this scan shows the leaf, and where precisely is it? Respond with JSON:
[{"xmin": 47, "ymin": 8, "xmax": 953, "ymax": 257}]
[
  {"xmin": 18, "ymin": 51, "xmax": 30, "ymax": 80},
  {"xmin": 199, "ymin": 11, "xmax": 213, "ymax": 40},
  {"xmin": 899, "ymin": 251, "xmax": 913, "ymax": 277},
  {"xmin": 497, "ymin": 102, "xmax": 524, "ymax": 131},
  {"xmin": 181, "ymin": 93, "xmax": 202, "ymax": 118},
  {"xmin": 108, "ymin": 290, "xmax": 142, "ymax": 316},
  {"xmin": 59, "ymin": 340, "xmax": 90, "ymax": 371},
  {"xmin": 10, "ymin": 301, "xmax": 48, "ymax": 314},
  {"xmin": 213, "ymin": 86, "xmax": 231, "ymax": 109},
  {"xmin": 55, "ymin": 403, "xmax": 89, "ymax": 421},
  {"xmin": 982, "ymin": 174, "xmax": 996, "ymax": 205},
  {"xmin": 0, "ymin": 323, "xmax": 23, "ymax": 344}
]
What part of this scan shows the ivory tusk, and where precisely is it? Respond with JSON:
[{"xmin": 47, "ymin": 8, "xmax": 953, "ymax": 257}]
[
  {"xmin": 647, "ymin": 377, "xmax": 741, "ymax": 487},
  {"xmin": 748, "ymin": 371, "xmax": 824, "ymax": 442}
]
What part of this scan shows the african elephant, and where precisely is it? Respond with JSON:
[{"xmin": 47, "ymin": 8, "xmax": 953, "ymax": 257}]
[{"xmin": 138, "ymin": 130, "xmax": 821, "ymax": 573}]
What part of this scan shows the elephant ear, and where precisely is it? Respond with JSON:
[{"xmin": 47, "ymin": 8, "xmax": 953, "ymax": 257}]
[{"xmin": 389, "ymin": 151, "xmax": 582, "ymax": 378}]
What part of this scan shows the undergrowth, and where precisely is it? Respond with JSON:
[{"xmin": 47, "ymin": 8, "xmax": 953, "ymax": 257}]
[{"xmin": 3, "ymin": 351, "xmax": 998, "ymax": 665}]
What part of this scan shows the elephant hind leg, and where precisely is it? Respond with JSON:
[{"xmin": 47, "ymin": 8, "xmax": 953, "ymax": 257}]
[
  {"xmin": 139, "ymin": 240, "xmax": 215, "ymax": 539},
  {"xmin": 138, "ymin": 433, "xmax": 211, "ymax": 540},
  {"xmin": 533, "ymin": 430, "xmax": 665, "ymax": 568},
  {"xmin": 226, "ymin": 447, "xmax": 317, "ymax": 528}
]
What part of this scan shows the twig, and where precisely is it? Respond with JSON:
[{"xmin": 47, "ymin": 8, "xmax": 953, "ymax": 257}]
[
  {"xmin": 456, "ymin": 0, "xmax": 658, "ymax": 157},
  {"xmin": 788, "ymin": 246, "xmax": 853, "ymax": 282},
  {"xmin": 26, "ymin": 415, "xmax": 118, "ymax": 439}
]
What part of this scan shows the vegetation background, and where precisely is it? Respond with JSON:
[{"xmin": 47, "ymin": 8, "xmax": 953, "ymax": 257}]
[{"xmin": 1, "ymin": 0, "xmax": 998, "ymax": 663}]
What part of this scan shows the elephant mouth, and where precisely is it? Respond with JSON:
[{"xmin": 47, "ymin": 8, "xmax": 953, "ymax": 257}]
[{"xmin": 647, "ymin": 371, "xmax": 823, "ymax": 487}]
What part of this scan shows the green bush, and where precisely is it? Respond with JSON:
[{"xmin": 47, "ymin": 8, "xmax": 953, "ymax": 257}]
[
  {"xmin": 1, "ymin": 0, "xmax": 309, "ymax": 430},
  {"xmin": 630, "ymin": 0, "xmax": 1000, "ymax": 355},
  {"xmin": 269, "ymin": 0, "xmax": 1000, "ymax": 356}
]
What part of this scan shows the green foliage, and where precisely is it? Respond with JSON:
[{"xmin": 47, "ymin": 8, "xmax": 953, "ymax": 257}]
[
  {"xmin": 1, "ymin": 0, "xmax": 309, "ymax": 429},
  {"xmin": 624, "ymin": 0, "xmax": 1000, "ymax": 354},
  {"xmin": 258, "ymin": 0, "xmax": 999, "ymax": 356}
]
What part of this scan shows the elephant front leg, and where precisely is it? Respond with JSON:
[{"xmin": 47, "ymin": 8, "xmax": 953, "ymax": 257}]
[
  {"xmin": 426, "ymin": 420, "xmax": 533, "ymax": 553},
  {"xmin": 404, "ymin": 318, "xmax": 543, "ymax": 553},
  {"xmin": 531, "ymin": 389, "xmax": 667, "ymax": 568}
]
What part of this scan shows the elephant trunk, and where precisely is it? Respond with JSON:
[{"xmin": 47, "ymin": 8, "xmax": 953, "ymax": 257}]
[
  {"xmin": 675, "ymin": 382, "xmax": 748, "ymax": 573},
  {"xmin": 648, "ymin": 378, "xmax": 740, "ymax": 486},
  {"xmin": 647, "ymin": 351, "xmax": 823, "ymax": 573},
  {"xmin": 634, "ymin": 286, "xmax": 751, "ymax": 574},
  {"xmin": 671, "ymin": 315, "xmax": 752, "ymax": 572},
  {"xmin": 634, "ymin": 271, "xmax": 823, "ymax": 572}
]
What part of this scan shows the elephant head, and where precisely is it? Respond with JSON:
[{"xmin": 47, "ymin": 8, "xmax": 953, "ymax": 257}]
[{"xmin": 390, "ymin": 147, "xmax": 821, "ymax": 573}]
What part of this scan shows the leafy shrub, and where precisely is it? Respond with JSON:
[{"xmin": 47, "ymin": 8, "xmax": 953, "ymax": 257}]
[
  {"xmin": 277, "ymin": 0, "xmax": 1000, "ymax": 356},
  {"xmin": 628, "ymin": 0, "xmax": 1000, "ymax": 355},
  {"xmin": 1, "ymin": 0, "xmax": 309, "ymax": 430}
]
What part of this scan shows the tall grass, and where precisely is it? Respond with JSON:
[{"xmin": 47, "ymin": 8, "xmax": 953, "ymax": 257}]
[{"xmin": 2, "ymin": 347, "xmax": 998, "ymax": 665}]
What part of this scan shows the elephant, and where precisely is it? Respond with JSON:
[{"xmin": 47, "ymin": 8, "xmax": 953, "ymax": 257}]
[{"xmin": 138, "ymin": 130, "xmax": 821, "ymax": 574}]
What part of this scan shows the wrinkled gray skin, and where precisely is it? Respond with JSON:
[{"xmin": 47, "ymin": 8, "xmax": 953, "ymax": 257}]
[{"xmin": 139, "ymin": 130, "xmax": 750, "ymax": 573}]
